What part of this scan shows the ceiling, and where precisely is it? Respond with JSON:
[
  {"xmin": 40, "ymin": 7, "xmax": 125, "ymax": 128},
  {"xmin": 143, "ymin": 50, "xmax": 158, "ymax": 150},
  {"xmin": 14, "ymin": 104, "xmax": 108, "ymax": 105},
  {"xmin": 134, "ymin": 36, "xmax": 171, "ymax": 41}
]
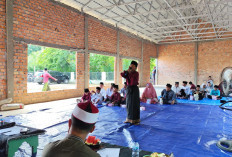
[{"xmin": 55, "ymin": 0, "xmax": 232, "ymax": 44}]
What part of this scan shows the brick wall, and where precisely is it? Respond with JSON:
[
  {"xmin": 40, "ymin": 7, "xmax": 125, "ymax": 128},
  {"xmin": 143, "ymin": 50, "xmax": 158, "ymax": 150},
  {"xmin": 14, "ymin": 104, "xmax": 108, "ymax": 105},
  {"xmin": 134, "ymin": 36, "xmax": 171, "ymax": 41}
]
[
  {"xmin": 119, "ymin": 33, "xmax": 142, "ymax": 58},
  {"xmin": 0, "ymin": 0, "xmax": 157, "ymax": 104},
  {"xmin": 88, "ymin": 18, "xmax": 117, "ymax": 54},
  {"xmin": 198, "ymin": 40, "xmax": 232, "ymax": 85},
  {"xmin": 158, "ymin": 43, "xmax": 195, "ymax": 85},
  {"xmin": 13, "ymin": 0, "xmax": 85, "ymax": 49},
  {"xmin": 0, "ymin": 0, "xmax": 6, "ymax": 100},
  {"xmin": 142, "ymin": 42, "xmax": 157, "ymax": 86}
]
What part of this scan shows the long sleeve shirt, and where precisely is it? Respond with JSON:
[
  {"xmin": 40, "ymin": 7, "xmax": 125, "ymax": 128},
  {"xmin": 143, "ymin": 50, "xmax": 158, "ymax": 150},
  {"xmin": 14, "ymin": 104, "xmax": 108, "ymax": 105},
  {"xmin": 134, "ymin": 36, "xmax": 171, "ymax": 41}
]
[
  {"xmin": 42, "ymin": 72, "xmax": 56, "ymax": 83},
  {"xmin": 172, "ymin": 86, "xmax": 181, "ymax": 94},
  {"xmin": 106, "ymin": 88, "xmax": 113, "ymax": 97},
  {"xmin": 121, "ymin": 71, "xmax": 139, "ymax": 86},
  {"xmin": 81, "ymin": 93, "xmax": 91, "ymax": 102},
  {"xmin": 120, "ymin": 88, "xmax": 127, "ymax": 97},
  {"xmin": 161, "ymin": 89, "xmax": 176, "ymax": 101},
  {"xmin": 110, "ymin": 92, "xmax": 121, "ymax": 103},
  {"xmin": 210, "ymin": 90, "xmax": 220, "ymax": 96},
  {"xmin": 182, "ymin": 86, "xmax": 190, "ymax": 95},
  {"xmin": 91, "ymin": 93, "xmax": 102, "ymax": 102},
  {"xmin": 100, "ymin": 88, "xmax": 107, "ymax": 99},
  {"xmin": 190, "ymin": 84, "xmax": 196, "ymax": 90}
]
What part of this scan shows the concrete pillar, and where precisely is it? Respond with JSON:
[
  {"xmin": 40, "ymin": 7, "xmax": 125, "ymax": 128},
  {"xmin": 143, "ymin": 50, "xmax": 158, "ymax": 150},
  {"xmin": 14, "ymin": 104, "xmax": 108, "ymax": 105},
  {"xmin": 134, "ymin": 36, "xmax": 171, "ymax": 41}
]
[
  {"xmin": 194, "ymin": 42, "xmax": 198, "ymax": 85},
  {"xmin": 156, "ymin": 45, "xmax": 159, "ymax": 85},
  {"xmin": 84, "ymin": 16, "xmax": 89, "ymax": 88},
  {"xmin": 116, "ymin": 30, "xmax": 120, "ymax": 85},
  {"xmin": 139, "ymin": 40, "xmax": 144, "ymax": 87},
  {"xmin": 6, "ymin": 0, "xmax": 14, "ymax": 99}
]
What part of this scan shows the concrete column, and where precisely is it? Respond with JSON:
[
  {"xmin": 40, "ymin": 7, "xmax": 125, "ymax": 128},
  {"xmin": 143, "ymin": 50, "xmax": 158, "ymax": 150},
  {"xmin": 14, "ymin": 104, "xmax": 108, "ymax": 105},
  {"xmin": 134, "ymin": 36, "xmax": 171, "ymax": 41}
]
[
  {"xmin": 194, "ymin": 42, "xmax": 198, "ymax": 85},
  {"xmin": 155, "ymin": 45, "xmax": 159, "ymax": 85},
  {"xmin": 139, "ymin": 40, "xmax": 144, "ymax": 87},
  {"xmin": 116, "ymin": 30, "xmax": 120, "ymax": 85},
  {"xmin": 84, "ymin": 16, "xmax": 89, "ymax": 88},
  {"xmin": 6, "ymin": 0, "xmax": 14, "ymax": 99}
]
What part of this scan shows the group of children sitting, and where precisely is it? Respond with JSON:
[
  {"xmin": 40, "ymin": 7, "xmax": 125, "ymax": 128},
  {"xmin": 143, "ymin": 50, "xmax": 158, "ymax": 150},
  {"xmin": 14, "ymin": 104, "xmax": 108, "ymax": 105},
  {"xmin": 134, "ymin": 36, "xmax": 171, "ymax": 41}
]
[
  {"xmin": 78, "ymin": 82, "xmax": 127, "ymax": 106},
  {"xmin": 78, "ymin": 76, "xmax": 222, "ymax": 106}
]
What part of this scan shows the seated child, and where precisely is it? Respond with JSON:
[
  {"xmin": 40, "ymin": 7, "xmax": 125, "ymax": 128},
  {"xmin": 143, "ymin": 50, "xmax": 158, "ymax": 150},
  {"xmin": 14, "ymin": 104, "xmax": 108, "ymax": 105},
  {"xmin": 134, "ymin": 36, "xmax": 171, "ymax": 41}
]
[
  {"xmin": 140, "ymin": 83, "xmax": 158, "ymax": 104},
  {"xmin": 80, "ymin": 88, "xmax": 91, "ymax": 103},
  {"xmin": 172, "ymin": 82, "xmax": 181, "ymax": 96},
  {"xmin": 194, "ymin": 85, "xmax": 204, "ymax": 100},
  {"xmin": 120, "ymin": 82, "xmax": 127, "ymax": 104},
  {"xmin": 91, "ymin": 87, "xmax": 103, "ymax": 105},
  {"xmin": 104, "ymin": 83, "xmax": 115, "ymax": 102},
  {"xmin": 206, "ymin": 82, "xmax": 213, "ymax": 96},
  {"xmin": 160, "ymin": 84, "xmax": 176, "ymax": 105},
  {"xmin": 182, "ymin": 81, "xmax": 190, "ymax": 97},
  {"xmin": 107, "ymin": 85, "xmax": 121, "ymax": 106},
  {"xmin": 189, "ymin": 81, "xmax": 196, "ymax": 91},
  {"xmin": 177, "ymin": 89, "xmax": 187, "ymax": 99},
  {"xmin": 208, "ymin": 85, "xmax": 221, "ymax": 100}
]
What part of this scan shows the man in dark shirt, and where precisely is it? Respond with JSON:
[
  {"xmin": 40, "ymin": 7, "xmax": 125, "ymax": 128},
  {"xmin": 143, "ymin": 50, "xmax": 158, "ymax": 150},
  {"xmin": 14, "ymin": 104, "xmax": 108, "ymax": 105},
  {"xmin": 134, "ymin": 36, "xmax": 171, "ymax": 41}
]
[
  {"xmin": 121, "ymin": 61, "xmax": 140, "ymax": 125},
  {"xmin": 42, "ymin": 102, "xmax": 100, "ymax": 157},
  {"xmin": 161, "ymin": 84, "xmax": 176, "ymax": 105}
]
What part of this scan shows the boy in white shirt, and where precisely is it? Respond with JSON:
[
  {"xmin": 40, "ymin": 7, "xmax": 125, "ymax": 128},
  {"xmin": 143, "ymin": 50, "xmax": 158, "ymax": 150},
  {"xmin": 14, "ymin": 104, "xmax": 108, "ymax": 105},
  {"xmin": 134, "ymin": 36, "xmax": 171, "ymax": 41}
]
[
  {"xmin": 105, "ymin": 83, "xmax": 115, "ymax": 102},
  {"xmin": 100, "ymin": 82, "xmax": 106, "ymax": 101},
  {"xmin": 172, "ymin": 82, "xmax": 181, "ymax": 96},
  {"xmin": 91, "ymin": 87, "xmax": 103, "ymax": 105},
  {"xmin": 182, "ymin": 81, "xmax": 190, "ymax": 96}
]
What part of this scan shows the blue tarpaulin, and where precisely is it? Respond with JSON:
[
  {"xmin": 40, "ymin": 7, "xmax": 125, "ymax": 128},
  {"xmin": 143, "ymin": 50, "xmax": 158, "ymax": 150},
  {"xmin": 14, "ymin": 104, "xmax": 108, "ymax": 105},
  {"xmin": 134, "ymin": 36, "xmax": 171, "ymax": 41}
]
[{"xmin": 2, "ymin": 100, "xmax": 232, "ymax": 157}]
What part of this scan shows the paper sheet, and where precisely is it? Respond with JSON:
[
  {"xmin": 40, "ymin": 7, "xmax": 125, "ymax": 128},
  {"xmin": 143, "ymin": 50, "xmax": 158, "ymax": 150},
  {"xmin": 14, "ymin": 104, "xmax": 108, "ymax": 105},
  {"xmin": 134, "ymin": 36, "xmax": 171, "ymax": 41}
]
[
  {"xmin": 97, "ymin": 148, "xmax": 120, "ymax": 157},
  {"xmin": 0, "ymin": 126, "xmax": 23, "ymax": 135}
]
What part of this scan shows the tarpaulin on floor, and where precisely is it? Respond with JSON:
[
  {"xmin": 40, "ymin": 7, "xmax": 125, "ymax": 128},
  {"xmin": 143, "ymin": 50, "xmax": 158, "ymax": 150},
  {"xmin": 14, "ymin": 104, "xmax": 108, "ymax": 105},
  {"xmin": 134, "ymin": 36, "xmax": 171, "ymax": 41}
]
[{"xmin": 2, "ymin": 101, "xmax": 232, "ymax": 157}]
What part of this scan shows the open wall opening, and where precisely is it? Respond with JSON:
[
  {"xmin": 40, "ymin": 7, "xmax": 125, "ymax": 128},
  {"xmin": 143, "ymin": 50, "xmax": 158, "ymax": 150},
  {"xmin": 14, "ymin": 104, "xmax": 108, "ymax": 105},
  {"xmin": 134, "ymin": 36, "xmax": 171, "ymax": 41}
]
[
  {"xmin": 150, "ymin": 58, "xmax": 157, "ymax": 85},
  {"xmin": 27, "ymin": 44, "xmax": 77, "ymax": 93},
  {"xmin": 89, "ymin": 53, "xmax": 115, "ymax": 86}
]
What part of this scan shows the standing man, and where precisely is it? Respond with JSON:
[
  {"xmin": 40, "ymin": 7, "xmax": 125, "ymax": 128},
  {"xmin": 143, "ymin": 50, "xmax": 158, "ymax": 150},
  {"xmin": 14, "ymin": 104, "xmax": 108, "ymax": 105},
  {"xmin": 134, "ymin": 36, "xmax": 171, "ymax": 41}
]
[
  {"xmin": 121, "ymin": 61, "xmax": 140, "ymax": 125},
  {"xmin": 42, "ymin": 68, "xmax": 57, "ymax": 91},
  {"xmin": 152, "ymin": 66, "xmax": 156, "ymax": 85}
]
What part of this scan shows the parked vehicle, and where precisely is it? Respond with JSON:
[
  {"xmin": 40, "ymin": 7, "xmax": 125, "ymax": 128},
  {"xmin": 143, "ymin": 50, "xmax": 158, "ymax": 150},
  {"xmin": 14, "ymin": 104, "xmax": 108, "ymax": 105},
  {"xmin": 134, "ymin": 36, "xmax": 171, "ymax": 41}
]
[
  {"xmin": 27, "ymin": 73, "xmax": 34, "ymax": 82},
  {"xmin": 34, "ymin": 71, "xmax": 70, "ymax": 85}
]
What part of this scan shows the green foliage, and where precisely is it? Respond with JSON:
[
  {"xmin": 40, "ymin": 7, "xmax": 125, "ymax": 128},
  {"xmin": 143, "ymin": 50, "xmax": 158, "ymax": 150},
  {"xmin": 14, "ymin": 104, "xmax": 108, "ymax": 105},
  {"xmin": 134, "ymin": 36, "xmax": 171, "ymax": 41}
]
[
  {"xmin": 28, "ymin": 44, "xmax": 43, "ymax": 55},
  {"xmin": 28, "ymin": 45, "xmax": 76, "ymax": 73},
  {"xmin": 89, "ymin": 53, "xmax": 115, "ymax": 72},
  {"xmin": 150, "ymin": 58, "xmax": 156, "ymax": 73},
  {"xmin": 122, "ymin": 59, "xmax": 133, "ymax": 70}
]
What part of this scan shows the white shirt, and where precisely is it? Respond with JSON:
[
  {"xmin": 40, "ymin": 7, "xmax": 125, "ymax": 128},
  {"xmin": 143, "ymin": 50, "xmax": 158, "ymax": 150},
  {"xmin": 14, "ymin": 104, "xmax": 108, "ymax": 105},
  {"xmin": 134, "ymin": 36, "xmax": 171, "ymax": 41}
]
[
  {"xmin": 91, "ymin": 92, "xmax": 102, "ymax": 102},
  {"xmin": 106, "ymin": 88, "xmax": 114, "ymax": 97},
  {"xmin": 182, "ymin": 86, "xmax": 190, "ymax": 95},
  {"xmin": 172, "ymin": 86, "xmax": 181, "ymax": 94},
  {"xmin": 100, "ymin": 88, "xmax": 106, "ymax": 99}
]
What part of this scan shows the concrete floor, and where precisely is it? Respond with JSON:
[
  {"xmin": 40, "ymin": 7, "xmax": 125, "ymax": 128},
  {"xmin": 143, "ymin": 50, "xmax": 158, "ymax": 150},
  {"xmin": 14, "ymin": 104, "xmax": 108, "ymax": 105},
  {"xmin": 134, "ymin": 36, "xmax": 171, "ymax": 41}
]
[{"xmin": 0, "ymin": 85, "xmax": 165, "ymax": 117}]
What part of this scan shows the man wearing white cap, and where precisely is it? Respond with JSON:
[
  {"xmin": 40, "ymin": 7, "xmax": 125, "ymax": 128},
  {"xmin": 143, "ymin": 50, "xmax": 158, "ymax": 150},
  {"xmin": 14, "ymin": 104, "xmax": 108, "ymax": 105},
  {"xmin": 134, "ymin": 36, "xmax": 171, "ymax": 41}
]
[{"xmin": 42, "ymin": 102, "xmax": 100, "ymax": 157}]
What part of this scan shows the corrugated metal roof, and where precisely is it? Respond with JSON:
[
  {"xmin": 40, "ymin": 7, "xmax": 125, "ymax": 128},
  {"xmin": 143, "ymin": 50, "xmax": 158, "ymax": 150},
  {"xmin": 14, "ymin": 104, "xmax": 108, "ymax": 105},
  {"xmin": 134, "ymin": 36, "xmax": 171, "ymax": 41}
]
[{"xmin": 55, "ymin": 0, "xmax": 232, "ymax": 44}]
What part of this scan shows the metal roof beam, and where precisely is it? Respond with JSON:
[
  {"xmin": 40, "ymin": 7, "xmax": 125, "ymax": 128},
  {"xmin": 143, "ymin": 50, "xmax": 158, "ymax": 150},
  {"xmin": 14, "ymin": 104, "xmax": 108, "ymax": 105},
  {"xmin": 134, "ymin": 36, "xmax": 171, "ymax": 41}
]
[
  {"xmin": 203, "ymin": 0, "xmax": 218, "ymax": 38},
  {"xmin": 83, "ymin": 0, "xmax": 152, "ymax": 12},
  {"xmin": 150, "ymin": 31, "xmax": 232, "ymax": 39}
]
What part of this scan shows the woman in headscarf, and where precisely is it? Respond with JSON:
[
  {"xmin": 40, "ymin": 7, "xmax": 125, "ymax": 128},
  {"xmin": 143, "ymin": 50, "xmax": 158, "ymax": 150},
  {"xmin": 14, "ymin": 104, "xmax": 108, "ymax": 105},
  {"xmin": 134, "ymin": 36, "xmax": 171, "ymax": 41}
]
[{"xmin": 140, "ymin": 83, "xmax": 158, "ymax": 104}]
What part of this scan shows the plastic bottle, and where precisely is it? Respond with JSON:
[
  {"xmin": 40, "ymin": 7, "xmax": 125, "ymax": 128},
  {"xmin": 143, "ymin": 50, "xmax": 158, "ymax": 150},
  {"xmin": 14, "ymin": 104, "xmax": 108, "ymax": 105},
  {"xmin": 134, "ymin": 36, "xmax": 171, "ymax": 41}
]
[
  {"xmin": 160, "ymin": 98, "xmax": 163, "ymax": 105},
  {"xmin": 132, "ymin": 142, "xmax": 139, "ymax": 157},
  {"xmin": 0, "ymin": 115, "xmax": 3, "ymax": 125}
]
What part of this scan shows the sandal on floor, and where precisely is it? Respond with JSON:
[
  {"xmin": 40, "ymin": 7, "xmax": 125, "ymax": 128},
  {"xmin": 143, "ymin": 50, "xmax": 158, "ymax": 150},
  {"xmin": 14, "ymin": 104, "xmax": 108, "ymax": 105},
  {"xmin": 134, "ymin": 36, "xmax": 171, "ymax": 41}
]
[{"xmin": 132, "ymin": 122, "xmax": 140, "ymax": 125}]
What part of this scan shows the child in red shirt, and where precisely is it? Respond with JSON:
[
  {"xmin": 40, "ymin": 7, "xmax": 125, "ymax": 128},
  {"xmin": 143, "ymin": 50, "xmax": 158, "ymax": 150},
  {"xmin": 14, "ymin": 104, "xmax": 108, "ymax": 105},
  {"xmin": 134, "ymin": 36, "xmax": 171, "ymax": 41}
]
[
  {"xmin": 77, "ymin": 88, "xmax": 91, "ymax": 103},
  {"xmin": 108, "ymin": 85, "xmax": 121, "ymax": 106}
]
